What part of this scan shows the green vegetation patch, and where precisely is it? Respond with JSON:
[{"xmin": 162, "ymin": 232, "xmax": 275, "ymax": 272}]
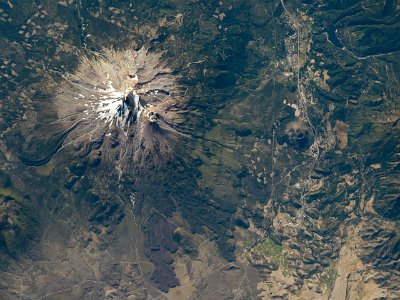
[
  {"xmin": 243, "ymin": 240, "xmax": 253, "ymax": 249},
  {"xmin": 255, "ymin": 237, "xmax": 283, "ymax": 259},
  {"xmin": 0, "ymin": 170, "xmax": 38, "ymax": 268},
  {"xmin": 319, "ymin": 264, "xmax": 337, "ymax": 293},
  {"xmin": 254, "ymin": 237, "xmax": 289, "ymax": 274}
]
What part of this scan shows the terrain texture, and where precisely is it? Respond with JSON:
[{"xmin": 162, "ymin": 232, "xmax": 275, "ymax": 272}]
[{"xmin": 0, "ymin": 0, "xmax": 399, "ymax": 299}]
